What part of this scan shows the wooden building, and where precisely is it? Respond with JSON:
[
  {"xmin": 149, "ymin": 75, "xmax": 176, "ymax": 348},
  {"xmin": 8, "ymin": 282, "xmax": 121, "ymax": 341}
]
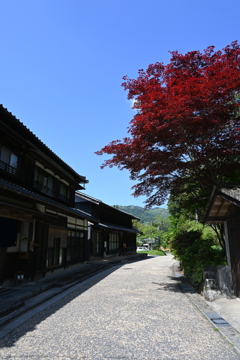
[
  {"xmin": 205, "ymin": 187, "xmax": 240, "ymax": 297},
  {"xmin": 75, "ymin": 192, "xmax": 139, "ymax": 259},
  {"xmin": 0, "ymin": 105, "xmax": 99, "ymax": 284}
]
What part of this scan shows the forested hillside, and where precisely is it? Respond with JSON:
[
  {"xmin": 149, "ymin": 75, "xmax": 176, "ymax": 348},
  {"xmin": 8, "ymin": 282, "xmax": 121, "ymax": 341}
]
[{"xmin": 114, "ymin": 205, "xmax": 169, "ymax": 223}]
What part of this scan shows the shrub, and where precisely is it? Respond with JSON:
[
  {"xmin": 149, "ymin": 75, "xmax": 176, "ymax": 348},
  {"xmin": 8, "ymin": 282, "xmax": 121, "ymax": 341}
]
[{"xmin": 169, "ymin": 229, "xmax": 226, "ymax": 285}]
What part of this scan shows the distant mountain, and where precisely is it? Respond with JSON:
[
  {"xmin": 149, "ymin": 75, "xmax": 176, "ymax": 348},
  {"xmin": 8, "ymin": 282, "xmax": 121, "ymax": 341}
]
[{"xmin": 114, "ymin": 205, "xmax": 169, "ymax": 223}]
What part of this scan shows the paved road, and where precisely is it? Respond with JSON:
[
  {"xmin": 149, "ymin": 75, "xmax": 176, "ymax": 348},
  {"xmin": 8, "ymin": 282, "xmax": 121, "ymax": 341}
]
[{"xmin": 0, "ymin": 255, "xmax": 239, "ymax": 359}]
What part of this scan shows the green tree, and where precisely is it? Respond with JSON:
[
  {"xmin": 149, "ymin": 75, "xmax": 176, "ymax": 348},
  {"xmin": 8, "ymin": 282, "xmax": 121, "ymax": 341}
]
[
  {"xmin": 135, "ymin": 215, "xmax": 170, "ymax": 248},
  {"xmin": 169, "ymin": 227, "xmax": 226, "ymax": 285},
  {"xmin": 167, "ymin": 196, "xmax": 226, "ymax": 286}
]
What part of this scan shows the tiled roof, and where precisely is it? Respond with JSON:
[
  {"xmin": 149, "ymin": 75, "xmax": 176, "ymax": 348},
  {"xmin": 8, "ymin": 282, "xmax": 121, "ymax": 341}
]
[
  {"xmin": 75, "ymin": 191, "xmax": 101, "ymax": 204},
  {"xmin": 204, "ymin": 186, "xmax": 240, "ymax": 223},
  {"xmin": 76, "ymin": 191, "xmax": 140, "ymax": 220},
  {"xmin": 98, "ymin": 222, "xmax": 140, "ymax": 233},
  {"xmin": 221, "ymin": 188, "xmax": 240, "ymax": 203}
]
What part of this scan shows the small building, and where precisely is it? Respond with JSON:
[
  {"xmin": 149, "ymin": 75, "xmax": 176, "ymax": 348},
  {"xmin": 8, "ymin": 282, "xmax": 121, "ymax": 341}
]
[
  {"xmin": 143, "ymin": 239, "xmax": 155, "ymax": 250},
  {"xmin": 204, "ymin": 187, "xmax": 240, "ymax": 297},
  {"xmin": 0, "ymin": 105, "xmax": 97, "ymax": 283},
  {"xmin": 75, "ymin": 192, "xmax": 140, "ymax": 259}
]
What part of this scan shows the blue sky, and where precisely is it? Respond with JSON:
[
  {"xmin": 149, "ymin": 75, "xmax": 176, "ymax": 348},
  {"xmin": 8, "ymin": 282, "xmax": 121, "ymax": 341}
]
[{"xmin": 0, "ymin": 0, "xmax": 239, "ymax": 207}]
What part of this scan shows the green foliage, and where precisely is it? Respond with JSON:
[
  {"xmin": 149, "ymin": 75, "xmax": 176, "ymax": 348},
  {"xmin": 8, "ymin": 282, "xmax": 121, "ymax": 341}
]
[
  {"xmin": 121, "ymin": 205, "xmax": 170, "ymax": 248},
  {"xmin": 148, "ymin": 249, "xmax": 166, "ymax": 256},
  {"xmin": 115, "ymin": 205, "xmax": 169, "ymax": 223},
  {"xmin": 167, "ymin": 195, "xmax": 226, "ymax": 285},
  {"xmin": 134, "ymin": 216, "xmax": 170, "ymax": 248},
  {"xmin": 168, "ymin": 194, "xmax": 225, "ymax": 248},
  {"xmin": 169, "ymin": 229, "xmax": 226, "ymax": 285}
]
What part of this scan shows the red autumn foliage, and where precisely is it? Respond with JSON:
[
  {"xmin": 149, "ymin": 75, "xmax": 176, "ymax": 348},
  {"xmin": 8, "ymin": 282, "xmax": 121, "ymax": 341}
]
[{"xmin": 96, "ymin": 42, "xmax": 240, "ymax": 207}]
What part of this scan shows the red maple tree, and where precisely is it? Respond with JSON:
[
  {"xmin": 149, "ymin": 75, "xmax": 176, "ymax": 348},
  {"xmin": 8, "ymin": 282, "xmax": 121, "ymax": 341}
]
[{"xmin": 96, "ymin": 41, "xmax": 240, "ymax": 208}]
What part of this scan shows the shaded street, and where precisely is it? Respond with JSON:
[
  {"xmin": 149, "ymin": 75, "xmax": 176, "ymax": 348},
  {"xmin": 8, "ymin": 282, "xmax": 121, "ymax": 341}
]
[{"xmin": 0, "ymin": 255, "xmax": 239, "ymax": 359}]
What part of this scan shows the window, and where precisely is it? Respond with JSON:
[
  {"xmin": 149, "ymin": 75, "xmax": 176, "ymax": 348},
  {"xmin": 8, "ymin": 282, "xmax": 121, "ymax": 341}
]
[
  {"xmin": 35, "ymin": 169, "xmax": 50, "ymax": 195},
  {"xmin": 0, "ymin": 144, "xmax": 18, "ymax": 173},
  {"xmin": 109, "ymin": 233, "xmax": 119, "ymax": 251},
  {"xmin": 60, "ymin": 183, "xmax": 68, "ymax": 197},
  {"xmin": 9, "ymin": 153, "xmax": 18, "ymax": 169},
  {"xmin": 0, "ymin": 217, "xmax": 18, "ymax": 247},
  {"xmin": 67, "ymin": 230, "xmax": 85, "ymax": 262},
  {"xmin": 37, "ymin": 170, "xmax": 48, "ymax": 187},
  {"xmin": 59, "ymin": 183, "xmax": 68, "ymax": 202},
  {"xmin": 47, "ymin": 238, "xmax": 62, "ymax": 267},
  {"xmin": 92, "ymin": 231, "xmax": 102, "ymax": 255}
]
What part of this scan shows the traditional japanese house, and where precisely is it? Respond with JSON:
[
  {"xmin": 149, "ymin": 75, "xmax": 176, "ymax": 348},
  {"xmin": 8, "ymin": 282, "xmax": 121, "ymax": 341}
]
[
  {"xmin": 75, "ymin": 192, "xmax": 140, "ymax": 259},
  {"xmin": 0, "ymin": 105, "xmax": 98, "ymax": 284},
  {"xmin": 205, "ymin": 187, "xmax": 240, "ymax": 297}
]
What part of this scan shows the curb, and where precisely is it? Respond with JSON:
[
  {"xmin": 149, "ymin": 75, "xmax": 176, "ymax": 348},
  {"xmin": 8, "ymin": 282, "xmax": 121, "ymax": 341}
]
[{"xmin": 172, "ymin": 262, "xmax": 240, "ymax": 354}]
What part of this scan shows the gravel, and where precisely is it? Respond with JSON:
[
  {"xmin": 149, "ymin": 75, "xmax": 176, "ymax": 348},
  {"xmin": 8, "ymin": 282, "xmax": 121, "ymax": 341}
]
[{"xmin": 0, "ymin": 255, "xmax": 239, "ymax": 359}]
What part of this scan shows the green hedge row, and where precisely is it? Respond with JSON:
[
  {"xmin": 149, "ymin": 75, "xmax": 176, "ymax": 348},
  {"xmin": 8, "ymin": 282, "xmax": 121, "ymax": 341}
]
[{"xmin": 169, "ymin": 229, "xmax": 226, "ymax": 285}]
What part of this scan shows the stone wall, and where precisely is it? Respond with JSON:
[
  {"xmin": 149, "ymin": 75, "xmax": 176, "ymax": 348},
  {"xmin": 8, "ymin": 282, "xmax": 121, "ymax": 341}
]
[{"xmin": 202, "ymin": 265, "xmax": 234, "ymax": 301}]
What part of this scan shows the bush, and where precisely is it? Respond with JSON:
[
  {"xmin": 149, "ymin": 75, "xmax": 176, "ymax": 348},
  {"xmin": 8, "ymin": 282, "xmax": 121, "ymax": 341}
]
[{"xmin": 169, "ymin": 229, "xmax": 226, "ymax": 285}]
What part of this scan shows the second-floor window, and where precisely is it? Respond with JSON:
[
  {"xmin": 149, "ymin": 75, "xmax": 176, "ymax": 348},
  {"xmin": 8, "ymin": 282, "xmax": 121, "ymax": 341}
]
[
  {"xmin": 9, "ymin": 153, "xmax": 18, "ymax": 168},
  {"xmin": 37, "ymin": 170, "xmax": 48, "ymax": 187},
  {"xmin": 0, "ymin": 144, "xmax": 18, "ymax": 173},
  {"xmin": 60, "ymin": 183, "xmax": 68, "ymax": 197},
  {"xmin": 35, "ymin": 166, "xmax": 71, "ymax": 205}
]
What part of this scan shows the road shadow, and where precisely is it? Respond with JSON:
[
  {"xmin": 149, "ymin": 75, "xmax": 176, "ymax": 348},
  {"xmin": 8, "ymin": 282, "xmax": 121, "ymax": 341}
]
[
  {"xmin": 153, "ymin": 275, "xmax": 195, "ymax": 294},
  {"xmin": 0, "ymin": 264, "xmax": 123, "ymax": 349}
]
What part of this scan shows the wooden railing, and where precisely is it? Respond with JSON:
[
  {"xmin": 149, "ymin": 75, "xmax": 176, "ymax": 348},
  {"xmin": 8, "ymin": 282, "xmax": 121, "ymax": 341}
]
[
  {"xmin": 0, "ymin": 160, "xmax": 25, "ymax": 181},
  {"xmin": 33, "ymin": 181, "xmax": 72, "ymax": 205}
]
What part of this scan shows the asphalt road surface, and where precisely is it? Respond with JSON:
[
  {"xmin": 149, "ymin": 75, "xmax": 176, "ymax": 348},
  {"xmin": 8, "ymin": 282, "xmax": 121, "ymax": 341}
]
[{"xmin": 0, "ymin": 255, "xmax": 239, "ymax": 359}]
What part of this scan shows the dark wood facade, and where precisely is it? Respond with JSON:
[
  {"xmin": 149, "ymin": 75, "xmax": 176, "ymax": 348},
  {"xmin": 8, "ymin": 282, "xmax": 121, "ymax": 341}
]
[
  {"xmin": 205, "ymin": 187, "xmax": 240, "ymax": 297},
  {"xmin": 75, "ymin": 192, "xmax": 139, "ymax": 259},
  {"xmin": 0, "ymin": 105, "xmax": 98, "ymax": 284}
]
